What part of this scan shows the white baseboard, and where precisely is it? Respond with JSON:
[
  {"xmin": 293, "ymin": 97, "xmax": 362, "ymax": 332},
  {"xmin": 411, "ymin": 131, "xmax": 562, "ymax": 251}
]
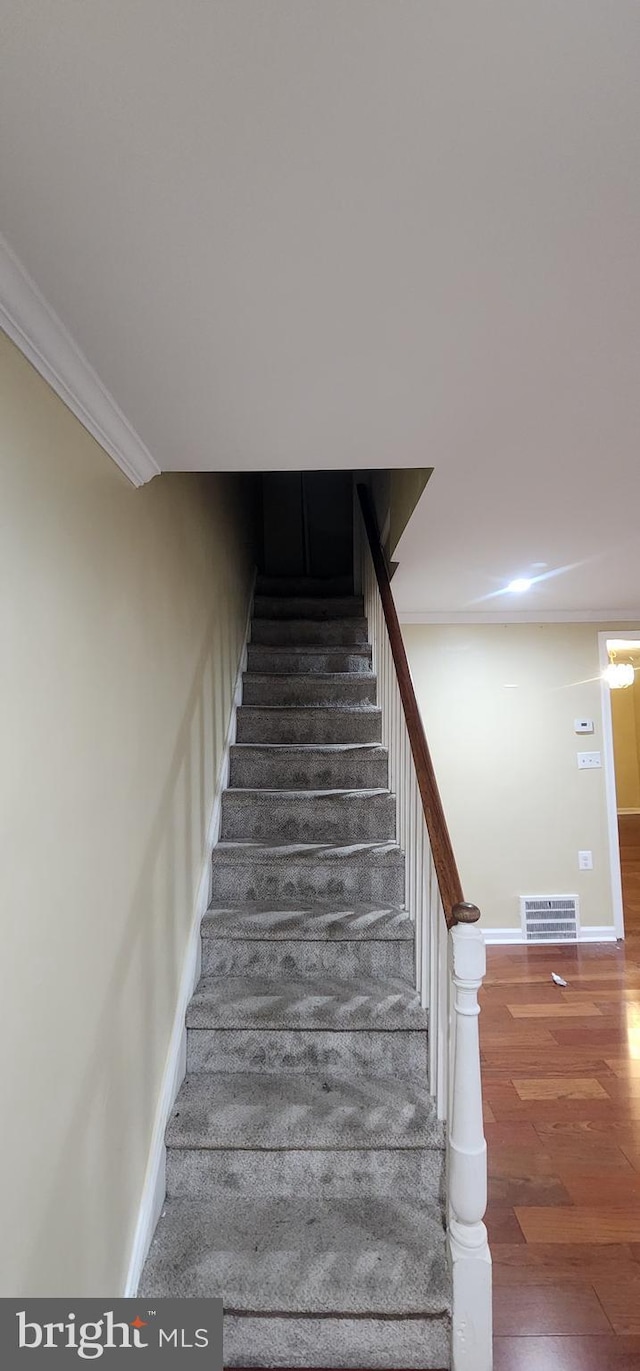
[
  {"xmin": 578, "ymin": 925, "xmax": 619, "ymax": 942},
  {"xmin": 124, "ymin": 575, "xmax": 255, "ymax": 1296},
  {"xmin": 481, "ymin": 925, "xmax": 618, "ymax": 945},
  {"xmin": 480, "ymin": 927, "xmax": 526, "ymax": 944}
]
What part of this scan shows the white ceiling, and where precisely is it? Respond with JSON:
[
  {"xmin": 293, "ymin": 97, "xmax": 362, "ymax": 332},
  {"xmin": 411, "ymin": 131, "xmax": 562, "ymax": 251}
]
[{"xmin": 1, "ymin": 2, "xmax": 640, "ymax": 615}]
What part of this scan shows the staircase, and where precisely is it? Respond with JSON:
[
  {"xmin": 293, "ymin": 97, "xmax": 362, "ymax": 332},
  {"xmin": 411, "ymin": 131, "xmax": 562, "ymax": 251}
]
[{"xmin": 140, "ymin": 575, "xmax": 451, "ymax": 1369}]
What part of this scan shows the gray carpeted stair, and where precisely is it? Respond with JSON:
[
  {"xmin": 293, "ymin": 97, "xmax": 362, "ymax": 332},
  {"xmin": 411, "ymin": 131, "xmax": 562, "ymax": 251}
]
[
  {"xmin": 140, "ymin": 576, "xmax": 450, "ymax": 1367},
  {"xmin": 251, "ymin": 616, "xmax": 369, "ymax": 646},
  {"xmin": 229, "ymin": 742, "xmax": 388, "ymax": 789},
  {"xmin": 256, "ymin": 574, "xmax": 355, "ymax": 597},
  {"xmin": 242, "ymin": 671, "xmax": 378, "ymax": 706},
  {"xmin": 200, "ymin": 903, "xmax": 415, "ymax": 979},
  {"xmin": 140, "ymin": 1197, "xmax": 450, "ymax": 1368},
  {"xmin": 221, "ymin": 788, "xmax": 396, "ymax": 842},
  {"xmin": 253, "ymin": 595, "xmax": 364, "ymax": 620},
  {"xmin": 236, "ymin": 704, "xmax": 382, "ymax": 745},
  {"xmin": 247, "ymin": 642, "xmax": 374, "ymax": 674},
  {"xmin": 209, "ymin": 840, "xmax": 404, "ymax": 904}
]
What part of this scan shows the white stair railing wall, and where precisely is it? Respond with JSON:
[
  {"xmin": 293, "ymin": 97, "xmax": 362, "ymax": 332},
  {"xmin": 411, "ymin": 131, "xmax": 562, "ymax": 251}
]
[
  {"xmin": 361, "ymin": 543, "xmax": 448, "ymax": 1109},
  {"xmin": 359, "ymin": 486, "xmax": 492, "ymax": 1371}
]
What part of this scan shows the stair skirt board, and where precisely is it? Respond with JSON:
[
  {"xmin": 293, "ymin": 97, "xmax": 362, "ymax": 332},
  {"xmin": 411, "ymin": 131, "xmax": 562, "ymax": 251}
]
[
  {"xmin": 124, "ymin": 576, "xmax": 255, "ymax": 1297},
  {"xmin": 138, "ymin": 578, "xmax": 450, "ymax": 1367}
]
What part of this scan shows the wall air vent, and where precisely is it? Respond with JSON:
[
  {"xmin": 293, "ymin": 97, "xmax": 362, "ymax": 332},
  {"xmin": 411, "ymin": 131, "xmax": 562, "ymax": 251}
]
[{"xmin": 520, "ymin": 895, "xmax": 579, "ymax": 943}]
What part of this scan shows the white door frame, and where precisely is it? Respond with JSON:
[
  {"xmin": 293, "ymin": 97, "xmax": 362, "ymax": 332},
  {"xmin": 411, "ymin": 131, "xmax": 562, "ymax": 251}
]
[{"xmin": 598, "ymin": 630, "xmax": 640, "ymax": 940}]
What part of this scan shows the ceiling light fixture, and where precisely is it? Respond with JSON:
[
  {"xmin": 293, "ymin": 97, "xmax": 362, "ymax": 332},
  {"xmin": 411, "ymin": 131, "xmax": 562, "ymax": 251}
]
[
  {"xmin": 507, "ymin": 578, "xmax": 532, "ymax": 594},
  {"xmin": 604, "ymin": 661, "xmax": 635, "ymax": 690},
  {"xmin": 604, "ymin": 646, "xmax": 635, "ymax": 690}
]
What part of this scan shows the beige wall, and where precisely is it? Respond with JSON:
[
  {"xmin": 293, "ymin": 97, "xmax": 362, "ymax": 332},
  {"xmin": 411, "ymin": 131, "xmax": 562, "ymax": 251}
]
[
  {"xmin": 402, "ymin": 622, "xmax": 635, "ymax": 931},
  {"xmin": 0, "ymin": 333, "xmax": 253, "ymax": 1294},
  {"xmin": 610, "ymin": 650, "xmax": 640, "ymax": 811}
]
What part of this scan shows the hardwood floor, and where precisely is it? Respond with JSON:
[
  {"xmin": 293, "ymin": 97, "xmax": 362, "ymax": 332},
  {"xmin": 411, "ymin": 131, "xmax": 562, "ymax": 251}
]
[
  {"xmin": 619, "ymin": 814, "xmax": 640, "ymax": 934},
  {"xmin": 483, "ymin": 931, "xmax": 640, "ymax": 1369}
]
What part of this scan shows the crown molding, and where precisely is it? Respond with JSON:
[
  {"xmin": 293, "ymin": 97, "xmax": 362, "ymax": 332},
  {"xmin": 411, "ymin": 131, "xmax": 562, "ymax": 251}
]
[
  {"xmin": 399, "ymin": 609, "xmax": 640, "ymax": 626},
  {"xmin": 0, "ymin": 234, "xmax": 160, "ymax": 487}
]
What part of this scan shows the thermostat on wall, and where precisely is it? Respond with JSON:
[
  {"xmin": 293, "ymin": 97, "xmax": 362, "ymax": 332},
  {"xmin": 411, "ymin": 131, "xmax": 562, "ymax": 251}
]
[{"xmin": 574, "ymin": 719, "xmax": 594, "ymax": 734}]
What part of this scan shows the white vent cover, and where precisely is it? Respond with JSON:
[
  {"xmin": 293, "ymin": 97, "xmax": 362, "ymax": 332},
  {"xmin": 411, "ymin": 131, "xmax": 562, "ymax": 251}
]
[{"xmin": 520, "ymin": 895, "xmax": 580, "ymax": 943}]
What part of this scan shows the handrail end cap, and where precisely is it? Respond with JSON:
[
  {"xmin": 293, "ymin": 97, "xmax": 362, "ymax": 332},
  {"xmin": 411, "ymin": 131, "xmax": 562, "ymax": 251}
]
[{"xmin": 451, "ymin": 901, "xmax": 481, "ymax": 925}]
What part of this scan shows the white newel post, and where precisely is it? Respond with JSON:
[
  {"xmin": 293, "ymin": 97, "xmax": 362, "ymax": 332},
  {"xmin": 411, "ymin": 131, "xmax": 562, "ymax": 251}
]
[{"xmin": 448, "ymin": 908, "xmax": 492, "ymax": 1371}]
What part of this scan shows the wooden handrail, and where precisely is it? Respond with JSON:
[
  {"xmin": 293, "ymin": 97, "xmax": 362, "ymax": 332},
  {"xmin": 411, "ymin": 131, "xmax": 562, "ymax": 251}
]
[{"xmin": 357, "ymin": 483, "xmax": 479, "ymax": 929}]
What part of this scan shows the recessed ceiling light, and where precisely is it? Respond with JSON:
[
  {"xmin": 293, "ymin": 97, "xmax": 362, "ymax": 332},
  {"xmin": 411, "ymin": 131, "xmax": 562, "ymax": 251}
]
[
  {"xmin": 507, "ymin": 578, "xmax": 532, "ymax": 593},
  {"xmin": 503, "ymin": 683, "xmax": 519, "ymax": 689}
]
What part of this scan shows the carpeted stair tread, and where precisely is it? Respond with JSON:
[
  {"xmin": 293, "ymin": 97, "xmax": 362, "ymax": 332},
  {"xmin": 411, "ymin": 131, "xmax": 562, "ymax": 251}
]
[
  {"xmin": 201, "ymin": 902, "xmax": 414, "ymax": 942},
  {"xmin": 225, "ymin": 785, "xmax": 392, "ymax": 798},
  {"xmin": 210, "ymin": 840, "xmax": 405, "ymax": 905},
  {"xmin": 166, "ymin": 1145, "xmax": 444, "ymax": 1212},
  {"xmin": 241, "ymin": 672, "xmax": 377, "ymax": 707},
  {"xmin": 187, "ymin": 1025, "xmax": 425, "ymax": 1078},
  {"xmin": 200, "ymin": 904, "xmax": 416, "ymax": 979},
  {"xmin": 212, "ymin": 839, "xmax": 402, "ymax": 857},
  {"xmin": 139, "ymin": 1195, "xmax": 450, "ymax": 1317},
  {"xmin": 253, "ymin": 596, "xmax": 364, "ymax": 620},
  {"xmin": 247, "ymin": 643, "xmax": 373, "ymax": 674},
  {"xmin": 221, "ymin": 788, "xmax": 395, "ymax": 843},
  {"xmin": 236, "ymin": 704, "xmax": 382, "ymax": 745},
  {"xmin": 229, "ymin": 742, "xmax": 388, "ymax": 791},
  {"xmin": 202, "ymin": 936, "xmax": 413, "ymax": 981},
  {"xmin": 223, "ymin": 1314, "xmax": 449, "ymax": 1369},
  {"xmin": 250, "ymin": 618, "xmax": 369, "ymax": 646},
  {"xmin": 166, "ymin": 1070, "xmax": 442, "ymax": 1151},
  {"xmin": 255, "ymin": 575, "xmax": 354, "ymax": 597},
  {"xmin": 186, "ymin": 973, "xmax": 427, "ymax": 1031}
]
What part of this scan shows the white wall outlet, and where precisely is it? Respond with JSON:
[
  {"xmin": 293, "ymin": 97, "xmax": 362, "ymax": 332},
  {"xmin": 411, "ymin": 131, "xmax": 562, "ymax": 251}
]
[
  {"xmin": 578, "ymin": 850, "xmax": 593, "ymax": 870},
  {"xmin": 574, "ymin": 719, "xmax": 594, "ymax": 734},
  {"xmin": 577, "ymin": 751, "xmax": 602, "ymax": 769}
]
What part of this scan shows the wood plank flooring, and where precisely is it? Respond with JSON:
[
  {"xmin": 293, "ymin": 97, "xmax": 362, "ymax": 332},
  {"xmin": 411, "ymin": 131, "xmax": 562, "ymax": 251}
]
[
  {"xmin": 484, "ymin": 930, "xmax": 640, "ymax": 1369},
  {"xmin": 619, "ymin": 814, "xmax": 640, "ymax": 934}
]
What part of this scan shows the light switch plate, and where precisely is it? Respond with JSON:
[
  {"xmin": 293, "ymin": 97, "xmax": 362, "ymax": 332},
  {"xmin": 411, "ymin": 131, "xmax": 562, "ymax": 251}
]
[{"xmin": 577, "ymin": 751, "xmax": 601, "ymax": 769}]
